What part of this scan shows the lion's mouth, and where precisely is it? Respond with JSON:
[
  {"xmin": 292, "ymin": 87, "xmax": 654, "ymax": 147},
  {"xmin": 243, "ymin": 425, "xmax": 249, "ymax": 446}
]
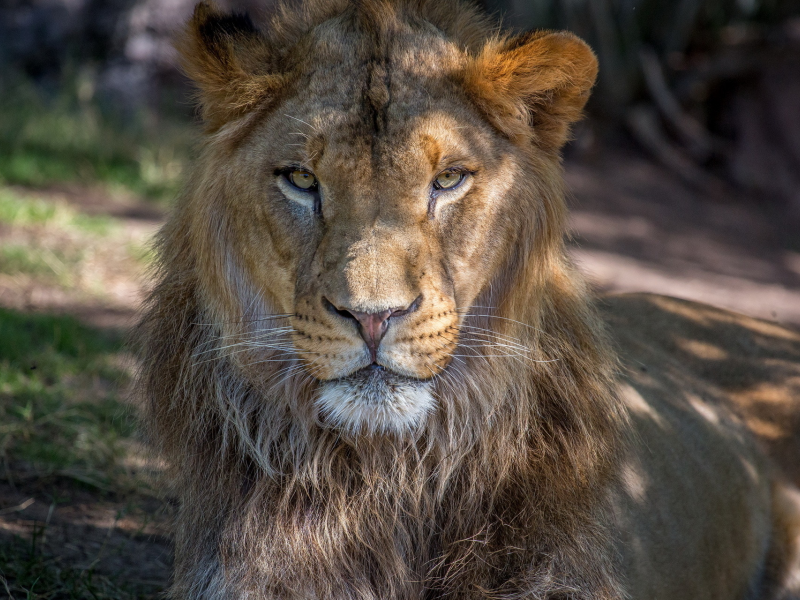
[
  {"xmin": 345, "ymin": 365, "xmax": 422, "ymax": 398},
  {"xmin": 315, "ymin": 365, "xmax": 435, "ymax": 434}
]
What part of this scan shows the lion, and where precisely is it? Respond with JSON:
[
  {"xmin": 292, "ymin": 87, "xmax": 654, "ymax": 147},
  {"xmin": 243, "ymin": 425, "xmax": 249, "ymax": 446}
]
[{"xmin": 135, "ymin": 0, "xmax": 800, "ymax": 598}]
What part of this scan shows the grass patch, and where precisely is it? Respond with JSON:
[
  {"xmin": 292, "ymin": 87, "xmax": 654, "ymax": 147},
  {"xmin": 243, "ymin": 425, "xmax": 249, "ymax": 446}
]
[
  {"xmin": 0, "ymin": 308, "xmax": 135, "ymax": 489},
  {"xmin": 0, "ymin": 529, "xmax": 150, "ymax": 600},
  {"xmin": 0, "ymin": 189, "xmax": 113, "ymax": 235},
  {"xmin": 0, "ymin": 186, "xmax": 152, "ymax": 296},
  {"xmin": 0, "ymin": 246, "xmax": 61, "ymax": 279},
  {"xmin": 0, "ymin": 245, "xmax": 80, "ymax": 287},
  {"xmin": 126, "ymin": 241, "xmax": 156, "ymax": 266},
  {"xmin": 0, "ymin": 76, "xmax": 194, "ymax": 202}
]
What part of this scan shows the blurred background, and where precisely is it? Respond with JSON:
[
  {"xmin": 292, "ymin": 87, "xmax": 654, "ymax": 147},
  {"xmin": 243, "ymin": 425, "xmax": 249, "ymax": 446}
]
[{"xmin": 0, "ymin": 0, "xmax": 798, "ymax": 597}]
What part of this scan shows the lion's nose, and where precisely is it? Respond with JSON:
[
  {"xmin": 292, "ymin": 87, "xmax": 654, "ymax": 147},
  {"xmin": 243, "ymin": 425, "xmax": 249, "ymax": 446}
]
[
  {"xmin": 347, "ymin": 310, "xmax": 392, "ymax": 361},
  {"xmin": 324, "ymin": 297, "xmax": 421, "ymax": 362}
]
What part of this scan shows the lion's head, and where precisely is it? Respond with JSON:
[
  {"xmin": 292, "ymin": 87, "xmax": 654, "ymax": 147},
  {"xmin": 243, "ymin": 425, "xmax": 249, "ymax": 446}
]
[
  {"xmin": 139, "ymin": 2, "xmax": 623, "ymax": 597},
  {"xmin": 157, "ymin": 0, "xmax": 599, "ymax": 436}
]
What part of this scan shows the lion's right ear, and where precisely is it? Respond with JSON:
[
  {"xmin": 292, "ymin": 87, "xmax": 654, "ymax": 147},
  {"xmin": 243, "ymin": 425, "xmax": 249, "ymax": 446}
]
[{"xmin": 177, "ymin": 2, "xmax": 284, "ymax": 129}]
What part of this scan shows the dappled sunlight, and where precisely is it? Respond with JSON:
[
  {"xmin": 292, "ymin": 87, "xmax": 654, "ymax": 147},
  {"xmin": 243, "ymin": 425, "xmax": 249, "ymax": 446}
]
[
  {"xmin": 603, "ymin": 293, "xmax": 800, "ymax": 485},
  {"xmin": 619, "ymin": 462, "xmax": 649, "ymax": 503},
  {"xmin": 741, "ymin": 416, "xmax": 788, "ymax": 440},
  {"xmin": 675, "ymin": 339, "xmax": 728, "ymax": 361},
  {"xmin": 687, "ymin": 396, "xmax": 722, "ymax": 425},
  {"xmin": 619, "ymin": 383, "xmax": 666, "ymax": 426},
  {"xmin": 731, "ymin": 378, "xmax": 800, "ymax": 441},
  {"xmin": 0, "ymin": 185, "xmax": 160, "ymax": 328},
  {"xmin": 0, "ymin": 0, "xmax": 796, "ymax": 596}
]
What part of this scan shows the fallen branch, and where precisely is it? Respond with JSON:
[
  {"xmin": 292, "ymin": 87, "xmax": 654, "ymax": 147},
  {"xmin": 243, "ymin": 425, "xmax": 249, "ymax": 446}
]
[
  {"xmin": 626, "ymin": 104, "xmax": 724, "ymax": 192},
  {"xmin": 640, "ymin": 46, "xmax": 716, "ymax": 162}
]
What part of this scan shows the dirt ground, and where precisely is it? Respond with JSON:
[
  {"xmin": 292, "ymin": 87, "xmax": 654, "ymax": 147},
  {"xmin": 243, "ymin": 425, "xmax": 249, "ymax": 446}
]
[
  {"xmin": 567, "ymin": 149, "xmax": 800, "ymax": 326},
  {"xmin": 1, "ymin": 148, "xmax": 798, "ymax": 595},
  {"xmin": 0, "ymin": 476, "xmax": 172, "ymax": 595}
]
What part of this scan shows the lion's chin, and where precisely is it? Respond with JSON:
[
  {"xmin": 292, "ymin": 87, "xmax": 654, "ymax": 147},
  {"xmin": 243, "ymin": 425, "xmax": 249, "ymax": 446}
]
[{"xmin": 315, "ymin": 367, "xmax": 435, "ymax": 435}]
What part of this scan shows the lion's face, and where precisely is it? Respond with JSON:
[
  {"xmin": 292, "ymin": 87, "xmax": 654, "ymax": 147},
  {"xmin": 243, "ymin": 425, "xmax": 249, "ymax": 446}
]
[{"xmin": 179, "ymin": 2, "xmax": 597, "ymax": 434}]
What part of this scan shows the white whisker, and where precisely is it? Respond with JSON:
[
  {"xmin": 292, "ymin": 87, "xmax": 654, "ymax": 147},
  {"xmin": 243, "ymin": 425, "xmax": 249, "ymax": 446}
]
[{"xmin": 284, "ymin": 114, "xmax": 319, "ymax": 132}]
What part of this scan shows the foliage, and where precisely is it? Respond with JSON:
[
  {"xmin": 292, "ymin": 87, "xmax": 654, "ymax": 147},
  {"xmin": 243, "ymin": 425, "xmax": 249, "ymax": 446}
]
[
  {"xmin": 0, "ymin": 189, "xmax": 112, "ymax": 234},
  {"xmin": 0, "ymin": 186, "xmax": 165, "ymax": 597},
  {"xmin": 484, "ymin": 0, "xmax": 800, "ymax": 112},
  {"xmin": 0, "ymin": 73, "xmax": 194, "ymax": 202}
]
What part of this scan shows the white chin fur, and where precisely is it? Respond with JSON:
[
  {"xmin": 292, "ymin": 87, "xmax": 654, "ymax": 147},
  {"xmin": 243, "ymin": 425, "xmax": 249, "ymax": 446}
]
[{"xmin": 315, "ymin": 372, "xmax": 435, "ymax": 435}]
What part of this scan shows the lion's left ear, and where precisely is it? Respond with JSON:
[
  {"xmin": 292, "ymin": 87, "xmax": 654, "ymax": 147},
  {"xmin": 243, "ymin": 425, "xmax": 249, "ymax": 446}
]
[
  {"xmin": 177, "ymin": 1, "xmax": 285, "ymax": 130},
  {"xmin": 462, "ymin": 31, "xmax": 598, "ymax": 151}
]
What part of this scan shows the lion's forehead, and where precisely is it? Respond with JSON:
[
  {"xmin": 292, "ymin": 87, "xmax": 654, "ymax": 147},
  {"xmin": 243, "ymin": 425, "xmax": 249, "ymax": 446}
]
[
  {"xmin": 310, "ymin": 16, "xmax": 462, "ymax": 77},
  {"xmin": 262, "ymin": 22, "xmax": 490, "ymax": 180},
  {"xmin": 299, "ymin": 25, "xmax": 465, "ymax": 130}
]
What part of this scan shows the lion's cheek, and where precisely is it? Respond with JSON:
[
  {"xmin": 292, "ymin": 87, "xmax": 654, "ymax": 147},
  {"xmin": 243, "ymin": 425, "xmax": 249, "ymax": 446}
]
[
  {"xmin": 439, "ymin": 215, "xmax": 510, "ymax": 310},
  {"xmin": 443, "ymin": 251, "xmax": 493, "ymax": 311},
  {"xmin": 379, "ymin": 330, "xmax": 459, "ymax": 379},
  {"xmin": 290, "ymin": 327, "xmax": 369, "ymax": 380},
  {"xmin": 238, "ymin": 235, "xmax": 308, "ymax": 316}
]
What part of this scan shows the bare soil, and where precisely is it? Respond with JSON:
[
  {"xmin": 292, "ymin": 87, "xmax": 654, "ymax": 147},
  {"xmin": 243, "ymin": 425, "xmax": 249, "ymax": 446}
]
[
  {"xmin": 0, "ymin": 183, "xmax": 163, "ymax": 330},
  {"xmin": 0, "ymin": 477, "xmax": 172, "ymax": 597},
  {"xmin": 567, "ymin": 148, "xmax": 800, "ymax": 326}
]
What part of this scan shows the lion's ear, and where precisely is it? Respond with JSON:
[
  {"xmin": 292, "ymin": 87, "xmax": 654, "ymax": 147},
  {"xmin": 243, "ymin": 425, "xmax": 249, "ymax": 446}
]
[
  {"xmin": 178, "ymin": 2, "xmax": 284, "ymax": 129},
  {"xmin": 463, "ymin": 31, "xmax": 598, "ymax": 151}
]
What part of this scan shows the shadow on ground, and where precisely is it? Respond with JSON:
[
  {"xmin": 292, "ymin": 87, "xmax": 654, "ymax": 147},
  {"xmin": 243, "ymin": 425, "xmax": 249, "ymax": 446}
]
[
  {"xmin": 0, "ymin": 307, "xmax": 171, "ymax": 598},
  {"xmin": 567, "ymin": 149, "xmax": 800, "ymax": 325}
]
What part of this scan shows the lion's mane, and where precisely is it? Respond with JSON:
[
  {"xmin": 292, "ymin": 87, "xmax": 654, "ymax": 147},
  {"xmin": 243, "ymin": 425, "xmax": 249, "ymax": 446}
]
[{"xmin": 136, "ymin": 1, "xmax": 626, "ymax": 598}]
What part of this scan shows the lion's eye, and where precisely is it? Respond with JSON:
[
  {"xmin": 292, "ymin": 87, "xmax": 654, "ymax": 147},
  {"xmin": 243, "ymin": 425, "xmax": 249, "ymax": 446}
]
[
  {"xmin": 433, "ymin": 170, "xmax": 464, "ymax": 190},
  {"xmin": 276, "ymin": 167, "xmax": 322, "ymax": 215},
  {"xmin": 288, "ymin": 169, "xmax": 318, "ymax": 191}
]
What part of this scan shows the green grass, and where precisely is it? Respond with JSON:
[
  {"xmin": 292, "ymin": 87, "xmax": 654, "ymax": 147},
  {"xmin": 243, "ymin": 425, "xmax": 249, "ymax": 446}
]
[
  {"xmin": 0, "ymin": 187, "xmax": 152, "ymax": 294},
  {"xmin": 0, "ymin": 246, "xmax": 61, "ymax": 279},
  {"xmin": 0, "ymin": 308, "xmax": 135, "ymax": 489},
  {"xmin": 0, "ymin": 76, "xmax": 194, "ymax": 202},
  {"xmin": 0, "ymin": 72, "xmax": 169, "ymax": 599},
  {"xmin": 0, "ymin": 528, "xmax": 148, "ymax": 600},
  {"xmin": 0, "ymin": 245, "xmax": 81, "ymax": 287},
  {"xmin": 0, "ymin": 189, "xmax": 116, "ymax": 286},
  {"xmin": 0, "ymin": 311, "xmax": 158, "ymax": 597},
  {"xmin": 0, "ymin": 190, "xmax": 113, "ymax": 235}
]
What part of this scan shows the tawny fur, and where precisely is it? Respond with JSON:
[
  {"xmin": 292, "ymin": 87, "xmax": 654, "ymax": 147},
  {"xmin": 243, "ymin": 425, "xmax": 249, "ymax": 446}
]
[{"xmin": 136, "ymin": 1, "xmax": 800, "ymax": 598}]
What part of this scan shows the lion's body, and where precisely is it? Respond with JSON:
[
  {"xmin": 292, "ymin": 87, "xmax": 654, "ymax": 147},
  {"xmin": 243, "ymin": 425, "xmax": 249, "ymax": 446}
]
[
  {"xmin": 136, "ymin": 1, "xmax": 800, "ymax": 598},
  {"xmin": 605, "ymin": 294, "xmax": 800, "ymax": 599},
  {"xmin": 604, "ymin": 294, "xmax": 800, "ymax": 487}
]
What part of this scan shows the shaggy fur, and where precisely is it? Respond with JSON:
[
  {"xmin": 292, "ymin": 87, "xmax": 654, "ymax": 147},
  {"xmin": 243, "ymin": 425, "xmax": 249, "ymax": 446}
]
[{"xmin": 136, "ymin": 1, "xmax": 800, "ymax": 598}]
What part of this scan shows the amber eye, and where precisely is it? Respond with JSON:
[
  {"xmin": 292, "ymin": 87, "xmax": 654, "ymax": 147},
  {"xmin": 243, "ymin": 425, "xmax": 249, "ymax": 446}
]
[
  {"xmin": 433, "ymin": 170, "xmax": 464, "ymax": 190},
  {"xmin": 289, "ymin": 169, "xmax": 318, "ymax": 190}
]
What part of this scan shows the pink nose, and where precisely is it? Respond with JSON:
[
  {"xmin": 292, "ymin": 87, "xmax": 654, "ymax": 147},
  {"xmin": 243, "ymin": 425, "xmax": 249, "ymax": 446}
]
[
  {"xmin": 347, "ymin": 310, "xmax": 392, "ymax": 362},
  {"xmin": 325, "ymin": 296, "xmax": 421, "ymax": 362}
]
